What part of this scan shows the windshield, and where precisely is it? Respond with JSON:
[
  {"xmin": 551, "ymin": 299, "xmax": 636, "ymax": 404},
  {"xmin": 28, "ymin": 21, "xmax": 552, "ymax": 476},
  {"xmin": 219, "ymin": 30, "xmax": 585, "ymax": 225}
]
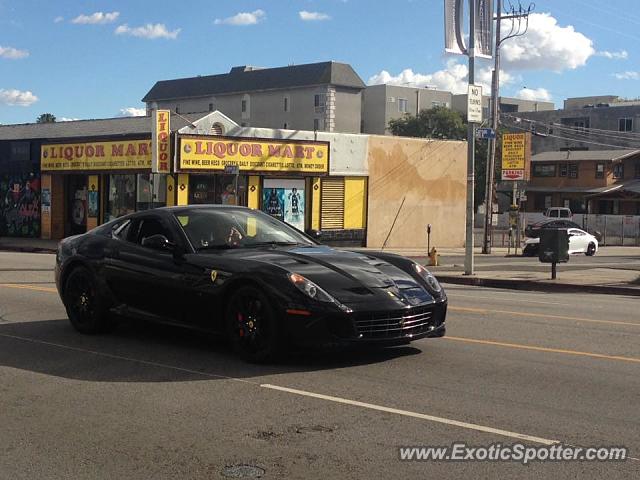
[{"xmin": 174, "ymin": 208, "xmax": 316, "ymax": 251}]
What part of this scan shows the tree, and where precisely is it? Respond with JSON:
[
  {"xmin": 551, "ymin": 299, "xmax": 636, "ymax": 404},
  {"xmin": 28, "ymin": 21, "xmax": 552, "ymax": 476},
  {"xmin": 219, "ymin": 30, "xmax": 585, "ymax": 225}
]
[
  {"xmin": 36, "ymin": 113, "xmax": 56, "ymax": 123},
  {"xmin": 388, "ymin": 106, "xmax": 466, "ymax": 139}
]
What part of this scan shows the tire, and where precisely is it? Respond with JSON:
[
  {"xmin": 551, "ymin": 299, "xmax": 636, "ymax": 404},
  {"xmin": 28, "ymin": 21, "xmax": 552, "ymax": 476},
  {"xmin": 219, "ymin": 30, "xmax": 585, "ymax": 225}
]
[
  {"xmin": 63, "ymin": 266, "xmax": 114, "ymax": 334},
  {"xmin": 585, "ymin": 243, "xmax": 596, "ymax": 256},
  {"xmin": 225, "ymin": 285, "xmax": 282, "ymax": 363}
]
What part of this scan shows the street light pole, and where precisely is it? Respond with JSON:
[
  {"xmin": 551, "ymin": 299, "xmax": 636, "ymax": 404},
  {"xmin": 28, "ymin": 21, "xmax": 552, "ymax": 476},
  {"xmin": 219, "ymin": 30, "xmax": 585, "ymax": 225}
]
[
  {"xmin": 482, "ymin": 0, "xmax": 502, "ymax": 254},
  {"xmin": 464, "ymin": 2, "xmax": 476, "ymax": 276}
]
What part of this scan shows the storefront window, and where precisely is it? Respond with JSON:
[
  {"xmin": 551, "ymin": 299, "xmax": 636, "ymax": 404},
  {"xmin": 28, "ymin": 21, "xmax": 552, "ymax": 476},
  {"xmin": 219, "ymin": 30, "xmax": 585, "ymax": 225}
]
[
  {"xmin": 189, "ymin": 174, "xmax": 247, "ymax": 206},
  {"xmin": 136, "ymin": 173, "xmax": 167, "ymax": 211},
  {"xmin": 106, "ymin": 174, "xmax": 136, "ymax": 221}
]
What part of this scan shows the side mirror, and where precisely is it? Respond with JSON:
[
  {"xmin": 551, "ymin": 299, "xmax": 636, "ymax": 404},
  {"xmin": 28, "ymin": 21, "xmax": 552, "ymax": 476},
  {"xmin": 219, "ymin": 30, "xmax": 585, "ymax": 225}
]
[{"xmin": 141, "ymin": 234, "xmax": 175, "ymax": 251}]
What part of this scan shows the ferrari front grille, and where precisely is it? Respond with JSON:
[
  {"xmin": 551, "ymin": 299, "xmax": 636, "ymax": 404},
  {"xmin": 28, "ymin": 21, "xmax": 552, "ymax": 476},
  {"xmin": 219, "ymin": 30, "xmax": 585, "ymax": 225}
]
[{"xmin": 354, "ymin": 308, "xmax": 433, "ymax": 338}]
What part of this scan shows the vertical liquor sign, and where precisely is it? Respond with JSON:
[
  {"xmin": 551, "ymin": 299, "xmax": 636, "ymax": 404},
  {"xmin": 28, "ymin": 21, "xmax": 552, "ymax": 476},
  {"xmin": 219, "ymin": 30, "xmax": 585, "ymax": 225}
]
[{"xmin": 152, "ymin": 110, "xmax": 170, "ymax": 173}]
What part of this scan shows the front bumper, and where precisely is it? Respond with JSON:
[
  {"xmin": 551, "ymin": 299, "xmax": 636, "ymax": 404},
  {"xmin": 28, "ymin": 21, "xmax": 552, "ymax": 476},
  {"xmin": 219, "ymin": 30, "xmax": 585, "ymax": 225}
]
[{"xmin": 284, "ymin": 300, "xmax": 447, "ymax": 347}]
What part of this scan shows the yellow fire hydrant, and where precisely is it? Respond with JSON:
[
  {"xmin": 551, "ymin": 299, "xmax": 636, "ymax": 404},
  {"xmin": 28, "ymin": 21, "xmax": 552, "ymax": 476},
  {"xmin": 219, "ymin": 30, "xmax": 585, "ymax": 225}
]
[{"xmin": 428, "ymin": 247, "xmax": 439, "ymax": 267}]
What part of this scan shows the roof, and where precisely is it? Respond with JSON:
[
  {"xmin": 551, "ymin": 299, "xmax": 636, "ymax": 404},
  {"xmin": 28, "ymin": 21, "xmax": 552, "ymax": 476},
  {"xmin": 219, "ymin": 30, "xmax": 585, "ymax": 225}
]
[
  {"xmin": 585, "ymin": 180, "xmax": 640, "ymax": 197},
  {"xmin": 531, "ymin": 149, "xmax": 640, "ymax": 163},
  {"xmin": 0, "ymin": 113, "xmax": 204, "ymax": 141},
  {"xmin": 142, "ymin": 61, "xmax": 366, "ymax": 102}
]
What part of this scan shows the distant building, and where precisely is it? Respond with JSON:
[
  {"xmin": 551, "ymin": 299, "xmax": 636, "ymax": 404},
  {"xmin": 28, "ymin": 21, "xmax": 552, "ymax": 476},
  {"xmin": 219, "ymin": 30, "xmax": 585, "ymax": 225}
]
[
  {"xmin": 361, "ymin": 85, "xmax": 452, "ymax": 135},
  {"xmin": 143, "ymin": 62, "xmax": 366, "ymax": 134},
  {"xmin": 504, "ymin": 95, "xmax": 640, "ymax": 154},
  {"xmin": 451, "ymin": 94, "xmax": 555, "ymax": 120}
]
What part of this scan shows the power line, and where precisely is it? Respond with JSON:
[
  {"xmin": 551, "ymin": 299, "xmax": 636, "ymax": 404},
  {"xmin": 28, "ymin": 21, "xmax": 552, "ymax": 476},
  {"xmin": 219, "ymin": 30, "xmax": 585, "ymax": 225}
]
[{"xmin": 503, "ymin": 122, "xmax": 637, "ymax": 150}]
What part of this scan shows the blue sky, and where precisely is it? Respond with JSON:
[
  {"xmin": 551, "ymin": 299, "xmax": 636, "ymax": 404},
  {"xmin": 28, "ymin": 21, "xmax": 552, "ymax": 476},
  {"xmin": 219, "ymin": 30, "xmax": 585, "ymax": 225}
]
[{"xmin": 0, "ymin": 0, "xmax": 638, "ymax": 124}]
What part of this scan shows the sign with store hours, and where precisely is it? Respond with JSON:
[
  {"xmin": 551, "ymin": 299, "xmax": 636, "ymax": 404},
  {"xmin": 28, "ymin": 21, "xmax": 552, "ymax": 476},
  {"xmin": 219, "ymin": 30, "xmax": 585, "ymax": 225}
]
[{"xmin": 178, "ymin": 136, "xmax": 329, "ymax": 173}]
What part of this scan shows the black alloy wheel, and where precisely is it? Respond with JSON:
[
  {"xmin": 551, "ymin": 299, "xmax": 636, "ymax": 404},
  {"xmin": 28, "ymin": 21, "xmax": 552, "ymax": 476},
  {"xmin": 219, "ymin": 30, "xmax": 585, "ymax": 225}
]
[
  {"xmin": 585, "ymin": 242, "xmax": 597, "ymax": 256},
  {"xmin": 226, "ymin": 286, "xmax": 281, "ymax": 363},
  {"xmin": 64, "ymin": 267, "xmax": 113, "ymax": 334}
]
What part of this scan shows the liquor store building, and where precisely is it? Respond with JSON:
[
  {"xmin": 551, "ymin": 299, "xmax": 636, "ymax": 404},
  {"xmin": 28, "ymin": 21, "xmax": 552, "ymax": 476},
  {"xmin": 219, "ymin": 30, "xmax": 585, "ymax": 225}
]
[{"xmin": 0, "ymin": 111, "xmax": 467, "ymax": 248}]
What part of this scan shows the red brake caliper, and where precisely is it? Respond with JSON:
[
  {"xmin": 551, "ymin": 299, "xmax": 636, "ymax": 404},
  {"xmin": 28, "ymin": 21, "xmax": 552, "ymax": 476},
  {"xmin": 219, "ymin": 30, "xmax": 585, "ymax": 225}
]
[{"xmin": 237, "ymin": 313, "xmax": 244, "ymax": 337}]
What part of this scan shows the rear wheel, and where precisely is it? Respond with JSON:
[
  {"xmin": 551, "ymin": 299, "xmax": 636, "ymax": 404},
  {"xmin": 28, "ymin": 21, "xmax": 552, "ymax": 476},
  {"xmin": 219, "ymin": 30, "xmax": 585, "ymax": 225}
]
[
  {"xmin": 225, "ymin": 286, "xmax": 282, "ymax": 363},
  {"xmin": 63, "ymin": 267, "xmax": 114, "ymax": 334},
  {"xmin": 585, "ymin": 242, "xmax": 596, "ymax": 256}
]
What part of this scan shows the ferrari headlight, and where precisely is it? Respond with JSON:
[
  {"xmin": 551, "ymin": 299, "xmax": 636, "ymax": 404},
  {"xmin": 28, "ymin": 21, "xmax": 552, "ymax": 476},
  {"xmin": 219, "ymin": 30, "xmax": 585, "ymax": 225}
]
[
  {"xmin": 413, "ymin": 263, "xmax": 442, "ymax": 293},
  {"xmin": 287, "ymin": 273, "xmax": 352, "ymax": 312}
]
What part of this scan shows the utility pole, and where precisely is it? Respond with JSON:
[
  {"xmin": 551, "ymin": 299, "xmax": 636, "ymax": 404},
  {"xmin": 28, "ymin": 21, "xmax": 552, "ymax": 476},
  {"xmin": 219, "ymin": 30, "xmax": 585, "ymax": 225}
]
[
  {"xmin": 464, "ymin": 4, "xmax": 476, "ymax": 275},
  {"xmin": 481, "ymin": 0, "xmax": 533, "ymax": 254}
]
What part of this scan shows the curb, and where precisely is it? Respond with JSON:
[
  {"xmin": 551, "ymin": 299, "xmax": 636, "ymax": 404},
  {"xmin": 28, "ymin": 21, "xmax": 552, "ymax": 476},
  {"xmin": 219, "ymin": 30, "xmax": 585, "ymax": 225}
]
[
  {"xmin": 436, "ymin": 274, "xmax": 640, "ymax": 297},
  {"xmin": 0, "ymin": 246, "xmax": 57, "ymax": 254}
]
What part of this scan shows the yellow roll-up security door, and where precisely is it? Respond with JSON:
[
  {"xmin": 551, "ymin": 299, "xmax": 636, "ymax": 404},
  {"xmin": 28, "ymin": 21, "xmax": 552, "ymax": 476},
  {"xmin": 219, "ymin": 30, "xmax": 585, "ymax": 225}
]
[{"xmin": 320, "ymin": 178, "xmax": 344, "ymax": 230}]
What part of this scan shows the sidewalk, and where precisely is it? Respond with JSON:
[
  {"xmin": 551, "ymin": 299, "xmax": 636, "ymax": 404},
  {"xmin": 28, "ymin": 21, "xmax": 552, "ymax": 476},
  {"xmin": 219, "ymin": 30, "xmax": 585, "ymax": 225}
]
[
  {"xmin": 0, "ymin": 237, "xmax": 59, "ymax": 253},
  {"xmin": 432, "ymin": 267, "xmax": 640, "ymax": 297}
]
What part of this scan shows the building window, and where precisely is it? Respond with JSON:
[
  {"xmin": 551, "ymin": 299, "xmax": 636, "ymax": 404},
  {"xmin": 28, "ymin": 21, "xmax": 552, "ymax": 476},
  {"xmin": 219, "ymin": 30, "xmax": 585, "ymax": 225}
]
[
  {"xmin": 241, "ymin": 94, "xmax": 250, "ymax": 119},
  {"xmin": 175, "ymin": 106, "xmax": 180, "ymax": 114},
  {"xmin": 533, "ymin": 164, "xmax": 556, "ymax": 177},
  {"xmin": 398, "ymin": 98, "xmax": 408, "ymax": 113},
  {"xmin": 595, "ymin": 162, "xmax": 605, "ymax": 179},
  {"xmin": 208, "ymin": 103, "xmax": 214, "ymax": 112},
  {"xmin": 568, "ymin": 163, "xmax": 578, "ymax": 179},
  {"xmin": 313, "ymin": 118, "xmax": 320, "ymax": 131},
  {"xmin": 314, "ymin": 94, "xmax": 326, "ymax": 108},
  {"xmin": 283, "ymin": 122, "xmax": 288, "ymax": 129},
  {"xmin": 618, "ymin": 118, "xmax": 633, "ymax": 132},
  {"xmin": 559, "ymin": 164, "xmax": 568, "ymax": 177},
  {"xmin": 432, "ymin": 101, "xmax": 441, "ymax": 108},
  {"xmin": 613, "ymin": 163, "xmax": 624, "ymax": 179},
  {"xmin": 283, "ymin": 96, "xmax": 289, "ymax": 112}
]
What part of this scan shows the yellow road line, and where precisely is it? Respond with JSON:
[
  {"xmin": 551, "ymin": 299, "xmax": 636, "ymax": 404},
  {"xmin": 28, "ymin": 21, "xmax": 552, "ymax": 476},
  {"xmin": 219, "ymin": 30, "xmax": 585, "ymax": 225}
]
[
  {"xmin": 445, "ymin": 336, "xmax": 640, "ymax": 364},
  {"xmin": 449, "ymin": 305, "xmax": 640, "ymax": 327},
  {"xmin": 0, "ymin": 283, "xmax": 57, "ymax": 293}
]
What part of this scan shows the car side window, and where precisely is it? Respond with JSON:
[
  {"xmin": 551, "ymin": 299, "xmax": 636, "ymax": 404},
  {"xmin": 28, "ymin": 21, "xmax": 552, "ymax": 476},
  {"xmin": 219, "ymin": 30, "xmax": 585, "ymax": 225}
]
[
  {"xmin": 133, "ymin": 218, "xmax": 175, "ymax": 246},
  {"xmin": 112, "ymin": 220, "xmax": 131, "ymax": 240}
]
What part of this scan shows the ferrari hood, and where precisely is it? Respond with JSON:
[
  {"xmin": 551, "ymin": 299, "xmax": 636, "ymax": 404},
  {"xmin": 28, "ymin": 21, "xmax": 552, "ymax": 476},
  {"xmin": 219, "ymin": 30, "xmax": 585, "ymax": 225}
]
[{"xmin": 240, "ymin": 245, "xmax": 435, "ymax": 307}]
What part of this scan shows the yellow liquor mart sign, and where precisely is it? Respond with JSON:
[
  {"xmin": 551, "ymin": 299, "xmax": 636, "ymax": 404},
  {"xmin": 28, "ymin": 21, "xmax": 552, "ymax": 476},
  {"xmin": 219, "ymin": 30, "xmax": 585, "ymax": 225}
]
[
  {"xmin": 178, "ymin": 136, "xmax": 329, "ymax": 173},
  {"xmin": 501, "ymin": 133, "xmax": 526, "ymax": 170},
  {"xmin": 41, "ymin": 140, "xmax": 152, "ymax": 171}
]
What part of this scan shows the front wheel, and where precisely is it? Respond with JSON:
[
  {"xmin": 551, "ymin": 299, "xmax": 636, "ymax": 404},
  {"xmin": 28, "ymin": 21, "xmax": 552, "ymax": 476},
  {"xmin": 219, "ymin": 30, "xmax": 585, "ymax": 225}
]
[
  {"xmin": 225, "ymin": 286, "xmax": 282, "ymax": 363},
  {"xmin": 63, "ymin": 266, "xmax": 114, "ymax": 334},
  {"xmin": 585, "ymin": 243, "xmax": 596, "ymax": 256}
]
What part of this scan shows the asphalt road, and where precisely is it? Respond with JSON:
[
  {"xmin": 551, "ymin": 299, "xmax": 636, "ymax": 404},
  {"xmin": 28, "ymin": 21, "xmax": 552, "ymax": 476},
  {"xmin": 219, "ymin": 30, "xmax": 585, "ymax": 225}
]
[{"xmin": 0, "ymin": 252, "xmax": 638, "ymax": 479}]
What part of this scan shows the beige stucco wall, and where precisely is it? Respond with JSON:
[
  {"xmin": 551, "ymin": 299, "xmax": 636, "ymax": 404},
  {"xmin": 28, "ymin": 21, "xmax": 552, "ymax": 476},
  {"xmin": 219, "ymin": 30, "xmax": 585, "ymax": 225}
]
[{"xmin": 366, "ymin": 136, "xmax": 467, "ymax": 248}]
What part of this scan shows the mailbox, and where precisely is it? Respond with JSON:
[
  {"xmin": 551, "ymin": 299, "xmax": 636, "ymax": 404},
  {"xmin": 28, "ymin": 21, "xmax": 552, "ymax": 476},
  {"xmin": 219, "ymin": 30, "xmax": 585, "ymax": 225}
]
[{"xmin": 538, "ymin": 229, "xmax": 569, "ymax": 264}]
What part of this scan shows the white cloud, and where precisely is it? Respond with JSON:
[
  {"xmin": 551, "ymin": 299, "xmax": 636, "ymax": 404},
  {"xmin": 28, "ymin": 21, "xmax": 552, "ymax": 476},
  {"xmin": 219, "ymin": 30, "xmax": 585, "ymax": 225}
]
[
  {"xmin": 0, "ymin": 45, "xmax": 29, "ymax": 59},
  {"xmin": 54, "ymin": 16, "xmax": 64, "ymax": 23},
  {"xmin": 214, "ymin": 10, "xmax": 266, "ymax": 26},
  {"xmin": 613, "ymin": 71, "xmax": 640, "ymax": 80},
  {"xmin": 0, "ymin": 89, "xmax": 38, "ymax": 106},
  {"xmin": 597, "ymin": 50, "xmax": 628, "ymax": 60},
  {"xmin": 115, "ymin": 24, "xmax": 181, "ymax": 40},
  {"xmin": 499, "ymin": 13, "xmax": 594, "ymax": 71},
  {"xmin": 59, "ymin": 117, "xmax": 80, "ymax": 122},
  {"xmin": 118, "ymin": 107, "xmax": 146, "ymax": 117},
  {"xmin": 71, "ymin": 11, "xmax": 120, "ymax": 25},
  {"xmin": 299, "ymin": 11, "xmax": 331, "ymax": 21},
  {"xmin": 367, "ymin": 60, "xmax": 514, "ymax": 94},
  {"xmin": 515, "ymin": 87, "xmax": 552, "ymax": 102}
]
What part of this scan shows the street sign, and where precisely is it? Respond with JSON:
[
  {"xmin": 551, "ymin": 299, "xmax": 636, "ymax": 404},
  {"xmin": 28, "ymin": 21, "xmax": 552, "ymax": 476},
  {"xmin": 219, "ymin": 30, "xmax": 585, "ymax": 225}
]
[
  {"xmin": 467, "ymin": 85, "xmax": 483, "ymax": 123},
  {"xmin": 475, "ymin": 128, "xmax": 495, "ymax": 139}
]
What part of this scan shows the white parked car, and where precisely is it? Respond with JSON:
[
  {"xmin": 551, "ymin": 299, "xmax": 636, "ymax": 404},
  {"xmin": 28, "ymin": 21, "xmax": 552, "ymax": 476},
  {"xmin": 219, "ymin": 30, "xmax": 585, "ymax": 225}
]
[{"xmin": 523, "ymin": 228, "xmax": 598, "ymax": 257}]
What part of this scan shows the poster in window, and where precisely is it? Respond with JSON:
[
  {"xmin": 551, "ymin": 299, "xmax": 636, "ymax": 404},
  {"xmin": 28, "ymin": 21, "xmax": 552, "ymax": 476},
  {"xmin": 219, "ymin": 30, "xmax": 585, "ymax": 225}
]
[
  {"xmin": 263, "ymin": 188, "xmax": 284, "ymax": 221},
  {"xmin": 88, "ymin": 191, "xmax": 99, "ymax": 217},
  {"xmin": 284, "ymin": 188, "xmax": 305, "ymax": 231}
]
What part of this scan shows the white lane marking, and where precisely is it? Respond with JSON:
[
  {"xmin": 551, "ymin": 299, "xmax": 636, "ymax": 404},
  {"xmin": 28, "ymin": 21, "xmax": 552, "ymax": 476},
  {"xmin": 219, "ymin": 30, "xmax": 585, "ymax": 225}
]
[
  {"xmin": 447, "ymin": 292, "xmax": 570, "ymax": 307},
  {"xmin": 260, "ymin": 384, "xmax": 558, "ymax": 445}
]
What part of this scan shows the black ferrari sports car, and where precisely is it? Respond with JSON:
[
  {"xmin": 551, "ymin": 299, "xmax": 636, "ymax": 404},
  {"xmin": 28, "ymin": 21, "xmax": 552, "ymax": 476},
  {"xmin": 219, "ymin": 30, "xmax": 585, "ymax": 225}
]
[{"xmin": 55, "ymin": 205, "xmax": 447, "ymax": 362}]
